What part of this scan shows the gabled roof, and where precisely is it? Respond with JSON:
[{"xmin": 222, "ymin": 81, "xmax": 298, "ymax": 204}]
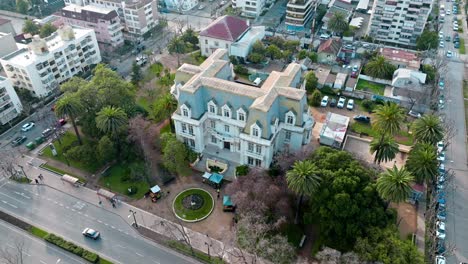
[
  {"xmin": 318, "ymin": 39, "xmax": 342, "ymax": 55},
  {"xmin": 199, "ymin": 15, "xmax": 249, "ymax": 42}
]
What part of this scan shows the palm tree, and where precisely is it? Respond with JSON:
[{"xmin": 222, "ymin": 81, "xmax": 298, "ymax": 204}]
[
  {"xmin": 405, "ymin": 143, "xmax": 438, "ymax": 185},
  {"xmin": 377, "ymin": 166, "xmax": 414, "ymax": 203},
  {"xmin": 328, "ymin": 12, "xmax": 349, "ymax": 35},
  {"xmin": 95, "ymin": 106, "xmax": 128, "ymax": 137},
  {"xmin": 55, "ymin": 94, "xmax": 83, "ymax": 145},
  {"xmin": 286, "ymin": 160, "xmax": 322, "ymax": 223},
  {"xmin": 413, "ymin": 114, "xmax": 444, "ymax": 145},
  {"xmin": 365, "ymin": 56, "xmax": 397, "ymax": 80},
  {"xmin": 370, "ymin": 134, "xmax": 399, "ymax": 164},
  {"xmin": 373, "ymin": 102, "xmax": 405, "ymax": 136}
]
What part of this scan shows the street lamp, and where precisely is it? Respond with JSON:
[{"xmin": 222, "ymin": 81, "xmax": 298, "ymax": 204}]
[
  {"xmin": 128, "ymin": 209, "xmax": 138, "ymax": 228},
  {"xmin": 17, "ymin": 164, "xmax": 29, "ymax": 180},
  {"xmin": 204, "ymin": 241, "xmax": 212, "ymax": 261}
]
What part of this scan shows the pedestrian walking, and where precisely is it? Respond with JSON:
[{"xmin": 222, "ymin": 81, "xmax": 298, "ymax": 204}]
[
  {"xmin": 34, "ymin": 179, "xmax": 39, "ymax": 184},
  {"xmin": 112, "ymin": 202, "xmax": 116, "ymax": 208},
  {"xmin": 217, "ymin": 189, "xmax": 220, "ymax": 199},
  {"xmin": 38, "ymin": 174, "xmax": 44, "ymax": 181}
]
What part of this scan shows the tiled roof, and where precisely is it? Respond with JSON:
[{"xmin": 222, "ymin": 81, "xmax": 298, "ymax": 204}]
[
  {"xmin": 199, "ymin": 15, "xmax": 249, "ymax": 42},
  {"xmin": 318, "ymin": 39, "xmax": 341, "ymax": 54}
]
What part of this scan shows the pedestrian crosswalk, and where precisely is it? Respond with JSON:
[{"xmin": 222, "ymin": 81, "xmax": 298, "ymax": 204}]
[{"xmin": 438, "ymin": 49, "xmax": 460, "ymax": 59}]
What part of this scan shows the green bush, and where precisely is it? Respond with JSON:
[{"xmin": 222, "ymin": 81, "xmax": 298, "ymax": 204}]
[
  {"xmin": 187, "ymin": 149, "xmax": 199, "ymax": 163},
  {"xmin": 361, "ymin": 99, "xmax": 375, "ymax": 111},
  {"xmin": 234, "ymin": 65, "xmax": 249, "ymax": 76},
  {"xmin": 83, "ymin": 250, "xmax": 99, "ymax": 263},
  {"xmin": 127, "ymin": 186, "xmax": 138, "ymax": 195},
  {"xmin": 320, "ymin": 86, "xmax": 337, "ymax": 96},
  {"xmin": 236, "ymin": 165, "xmax": 250, "ymax": 176},
  {"xmin": 44, "ymin": 233, "xmax": 99, "ymax": 263}
]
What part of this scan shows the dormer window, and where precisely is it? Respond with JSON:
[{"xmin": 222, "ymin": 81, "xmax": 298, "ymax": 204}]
[
  {"xmin": 252, "ymin": 128, "xmax": 259, "ymax": 137},
  {"xmin": 237, "ymin": 108, "xmax": 246, "ymax": 121},
  {"xmin": 251, "ymin": 123, "xmax": 261, "ymax": 138},
  {"xmin": 285, "ymin": 111, "xmax": 296, "ymax": 125},
  {"xmin": 207, "ymin": 100, "xmax": 217, "ymax": 114},
  {"xmin": 181, "ymin": 104, "xmax": 190, "ymax": 117},
  {"xmin": 222, "ymin": 104, "xmax": 231, "ymax": 118}
]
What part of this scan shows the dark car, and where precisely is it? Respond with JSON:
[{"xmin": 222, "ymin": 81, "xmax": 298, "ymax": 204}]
[
  {"xmin": 353, "ymin": 115, "xmax": 371, "ymax": 123},
  {"xmin": 329, "ymin": 98, "xmax": 337, "ymax": 107},
  {"xmin": 11, "ymin": 136, "xmax": 27, "ymax": 146},
  {"xmin": 454, "ymin": 42, "xmax": 460, "ymax": 48}
]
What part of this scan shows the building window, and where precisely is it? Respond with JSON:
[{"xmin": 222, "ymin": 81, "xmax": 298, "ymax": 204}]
[
  {"xmin": 286, "ymin": 113, "xmax": 294, "ymax": 125},
  {"xmin": 223, "ymin": 108, "xmax": 230, "ymax": 118},
  {"xmin": 247, "ymin": 156, "xmax": 262, "ymax": 166},
  {"xmin": 256, "ymin": 144, "xmax": 262, "ymax": 154},
  {"xmin": 188, "ymin": 125, "xmax": 194, "ymax": 135},
  {"xmin": 252, "ymin": 127, "xmax": 259, "ymax": 137},
  {"xmin": 225, "ymin": 43, "xmax": 228, "ymax": 48},
  {"xmin": 210, "ymin": 120, "xmax": 215, "ymax": 128},
  {"xmin": 184, "ymin": 137, "xmax": 195, "ymax": 148},
  {"xmin": 214, "ymin": 41, "xmax": 219, "ymax": 46},
  {"xmin": 205, "ymin": 48, "xmax": 208, "ymax": 53},
  {"xmin": 209, "ymin": 105, "xmax": 215, "ymax": 113},
  {"xmin": 225, "ymin": 125, "xmax": 230, "ymax": 132},
  {"xmin": 238, "ymin": 112, "xmax": 245, "ymax": 121},
  {"xmin": 211, "ymin": 135, "xmax": 217, "ymax": 143},
  {"xmin": 182, "ymin": 108, "xmax": 189, "ymax": 117},
  {"xmin": 205, "ymin": 39, "xmax": 208, "ymax": 44},
  {"xmin": 285, "ymin": 131, "xmax": 291, "ymax": 142},
  {"xmin": 181, "ymin": 123, "xmax": 187, "ymax": 133},
  {"xmin": 248, "ymin": 143, "xmax": 254, "ymax": 152}
]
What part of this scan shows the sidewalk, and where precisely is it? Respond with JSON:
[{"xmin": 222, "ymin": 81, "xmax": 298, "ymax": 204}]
[{"xmin": 18, "ymin": 155, "xmax": 265, "ymax": 264}]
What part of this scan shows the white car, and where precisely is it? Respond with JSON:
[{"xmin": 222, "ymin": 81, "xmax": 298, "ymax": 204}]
[
  {"xmin": 320, "ymin": 96, "xmax": 329, "ymax": 107},
  {"xmin": 346, "ymin": 99, "xmax": 354, "ymax": 110},
  {"xmin": 439, "ymin": 41, "xmax": 445, "ymax": 48},
  {"xmin": 437, "ymin": 152, "xmax": 446, "ymax": 162},
  {"xmin": 408, "ymin": 110, "xmax": 421, "ymax": 118},
  {"xmin": 436, "ymin": 255, "xmax": 446, "ymax": 264},
  {"xmin": 439, "ymin": 31, "xmax": 444, "ymax": 38},
  {"xmin": 453, "ymin": 25, "xmax": 459, "ymax": 31},
  {"xmin": 82, "ymin": 228, "xmax": 100, "ymax": 240},
  {"xmin": 446, "ymin": 10, "xmax": 451, "ymax": 15},
  {"xmin": 437, "ymin": 220, "xmax": 446, "ymax": 232},
  {"xmin": 337, "ymin": 96, "xmax": 346, "ymax": 108},
  {"xmin": 319, "ymin": 34, "xmax": 330, "ymax": 40},
  {"xmin": 21, "ymin": 122, "xmax": 35, "ymax": 132},
  {"xmin": 437, "ymin": 229, "xmax": 446, "ymax": 240},
  {"xmin": 446, "ymin": 50, "xmax": 453, "ymax": 58},
  {"xmin": 437, "ymin": 141, "xmax": 444, "ymax": 153},
  {"xmin": 198, "ymin": 4, "xmax": 205, "ymax": 9}
]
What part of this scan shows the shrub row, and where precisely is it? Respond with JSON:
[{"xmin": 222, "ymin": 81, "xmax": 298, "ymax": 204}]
[{"xmin": 45, "ymin": 233, "xmax": 99, "ymax": 263}]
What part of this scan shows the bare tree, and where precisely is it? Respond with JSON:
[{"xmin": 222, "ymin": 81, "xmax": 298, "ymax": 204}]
[
  {"xmin": 159, "ymin": 219, "xmax": 195, "ymax": 256},
  {"xmin": 0, "ymin": 150, "xmax": 20, "ymax": 180},
  {"xmin": 0, "ymin": 239, "xmax": 25, "ymax": 264}
]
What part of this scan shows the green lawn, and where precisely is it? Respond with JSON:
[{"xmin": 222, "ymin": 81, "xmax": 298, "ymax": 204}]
[
  {"xmin": 98, "ymin": 163, "xmax": 150, "ymax": 199},
  {"xmin": 356, "ymin": 79, "xmax": 386, "ymax": 95},
  {"xmin": 137, "ymin": 96, "xmax": 152, "ymax": 112},
  {"xmin": 167, "ymin": 241, "xmax": 225, "ymax": 264},
  {"xmin": 460, "ymin": 38, "xmax": 466, "ymax": 55},
  {"xmin": 42, "ymin": 132, "xmax": 100, "ymax": 173},
  {"xmin": 29, "ymin": 226, "xmax": 49, "ymax": 238},
  {"xmin": 39, "ymin": 163, "xmax": 87, "ymax": 183},
  {"xmin": 350, "ymin": 122, "xmax": 414, "ymax": 146},
  {"xmin": 173, "ymin": 189, "xmax": 214, "ymax": 221},
  {"xmin": 459, "ymin": 19, "xmax": 464, "ymax": 33}
]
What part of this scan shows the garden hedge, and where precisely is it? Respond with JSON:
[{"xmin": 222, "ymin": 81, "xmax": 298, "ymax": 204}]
[{"xmin": 45, "ymin": 234, "xmax": 99, "ymax": 263}]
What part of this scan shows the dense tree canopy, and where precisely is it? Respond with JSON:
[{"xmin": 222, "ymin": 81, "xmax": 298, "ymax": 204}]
[
  {"xmin": 416, "ymin": 30, "xmax": 438, "ymax": 51},
  {"xmin": 364, "ymin": 56, "xmax": 397, "ymax": 80}
]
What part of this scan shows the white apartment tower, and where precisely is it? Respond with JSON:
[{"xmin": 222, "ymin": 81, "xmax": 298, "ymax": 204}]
[
  {"xmin": 232, "ymin": 0, "xmax": 268, "ymax": 18},
  {"xmin": 368, "ymin": 0, "xmax": 432, "ymax": 47},
  {"xmin": 0, "ymin": 76, "xmax": 23, "ymax": 125},
  {"xmin": 63, "ymin": 0, "xmax": 158, "ymax": 40},
  {"xmin": 0, "ymin": 25, "xmax": 101, "ymax": 98},
  {"xmin": 285, "ymin": 0, "xmax": 316, "ymax": 32}
]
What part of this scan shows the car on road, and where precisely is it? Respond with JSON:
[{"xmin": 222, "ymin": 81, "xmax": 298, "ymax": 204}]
[
  {"xmin": 337, "ymin": 96, "xmax": 346, "ymax": 108},
  {"xmin": 446, "ymin": 35, "xmax": 451, "ymax": 42},
  {"xmin": 454, "ymin": 41, "xmax": 460, "ymax": 48},
  {"xmin": 408, "ymin": 110, "xmax": 422, "ymax": 118},
  {"xmin": 439, "ymin": 41, "xmax": 445, "ymax": 48},
  {"xmin": 346, "ymin": 99, "xmax": 354, "ymax": 110},
  {"xmin": 21, "ymin": 122, "xmax": 35, "ymax": 132},
  {"xmin": 446, "ymin": 50, "xmax": 453, "ymax": 58},
  {"xmin": 220, "ymin": 0, "xmax": 227, "ymax": 4},
  {"xmin": 11, "ymin": 136, "xmax": 27, "ymax": 146},
  {"xmin": 353, "ymin": 115, "xmax": 371, "ymax": 123},
  {"xmin": 436, "ymin": 255, "xmax": 446, "ymax": 264},
  {"xmin": 42, "ymin": 128, "xmax": 54, "ymax": 138},
  {"xmin": 439, "ymin": 31, "xmax": 444, "ymax": 38},
  {"xmin": 82, "ymin": 228, "xmax": 100, "ymax": 240},
  {"xmin": 446, "ymin": 10, "xmax": 451, "ymax": 15},
  {"xmin": 320, "ymin": 96, "xmax": 329, "ymax": 107},
  {"xmin": 330, "ymin": 98, "xmax": 337, "ymax": 107}
]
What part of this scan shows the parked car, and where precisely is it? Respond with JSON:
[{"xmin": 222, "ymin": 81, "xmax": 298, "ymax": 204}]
[
  {"xmin": 437, "ymin": 209, "xmax": 447, "ymax": 220},
  {"xmin": 42, "ymin": 128, "xmax": 53, "ymax": 138},
  {"xmin": 446, "ymin": 35, "xmax": 451, "ymax": 42},
  {"xmin": 436, "ymin": 240, "xmax": 446, "ymax": 254},
  {"xmin": 436, "ymin": 229, "xmax": 446, "ymax": 240},
  {"xmin": 435, "ymin": 255, "xmax": 446, "ymax": 264},
  {"xmin": 58, "ymin": 118, "xmax": 67, "ymax": 126},
  {"xmin": 352, "ymin": 65, "xmax": 359, "ymax": 72},
  {"xmin": 439, "ymin": 78, "xmax": 445, "ymax": 89},
  {"xmin": 320, "ymin": 96, "xmax": 329, "ymax": 107},
  {"xmin": 21, "ymin": 122, "xmax": 35, "ymax": 132},
  {"xmin": 136, "ymin": 55, "xmax": 148, "ymax": 66},
  {"xmin": 353, "ymin": 115, "xmax": 371, "ymax": 123},
  {"xmin": 439, "ymin": 41, "xmax": 445, "ymax": 48},
  {"xmin": 330, "ymin": 98, "xmax": 337, "ymax": 107},
  {"xmin": 319, "ymin": 34, "xmax": 330, "ymax": 40},
  {"xmin": 454, "ymin": 41, "xmax": 460, "ymax": 48},
  {"xmin": 82, "ymin": 228, "xmax": 100, "ymax": 240},
  {"xmin": 337, "ymin": 96, "xmax": 346, "ymax": 108},
  {"xmin": 437, "ymin": 141, "xmax": 444, "ymax": 153},
  {"xmin": 351, "ymin": 71, "xmax": 358, "ymax": 78},
  {"xmin": 346, "ymin": 99, "xmax": 354, "ymax": 110},
  {"xmin": 11, "ymin": 136, "xmax": 27, "ymax": 146},
  {"xmin": 408, "ymin": 110, "xmax": 422, "ymax": 118},
  {"xmin": 437, "ymin": 152, "xmax": 446, "ymax": 162}
]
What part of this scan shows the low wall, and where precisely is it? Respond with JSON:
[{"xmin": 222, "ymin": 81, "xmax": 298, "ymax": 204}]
[{"xmin": 359, "ymin": 74, "xmax": 392, "ymax": 85}]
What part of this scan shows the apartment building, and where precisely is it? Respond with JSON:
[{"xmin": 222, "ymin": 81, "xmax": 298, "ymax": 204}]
[
  {"xmin": 285, "ymin": 0, "xmax": 316, "ymax": 32},
  {"xmin": 57, "ymin": 4, "xmax": 124, "ymax": 51},
  {"xmin": 368, "ymin": 0, "xmax": 432, "ymax": 47},
  {"xmin": 0, "ymin": 25, "xmax": 101, "ymax": 98},
  {"xmin": 0, "ymin": 32, "xmax": 18, "ymax": 58},
  {"xmin": 64, "ymin": 0, "xmax": 158, "ymax": 40},
  {"xmin": 0, "ymin": 76, "xmax": 23, "ymax": 125},
  {"xmin": 232, "ymin": 0, "xmax": 268, "ymax": 18},
  {"xmin": 163, "ymin": 0, "xmax": 198, "ymax": 12},
  {"xmin": 170, "ymin": 49, "xmax": 315, "ymax": 169}
]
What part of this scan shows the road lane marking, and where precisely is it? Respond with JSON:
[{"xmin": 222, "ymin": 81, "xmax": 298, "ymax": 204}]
[
  {"xmin": 135, "ymin": 252, "xmax": 144, "ymax": 257},
  {"xmin": 40, "ymin": 261, "xmax": 47, "ymax": 264},
  {"xmin": 97, "ymin": 220, "xmax": 102, "ymax": 223},
  {"xmin": 0, "ymin": 192, "xmax": 27, "ymax": 205},
  {"xmin": 14, "ymin": 191, "xmax": 31, "ymax": 199},
  {"xmin": 2, "ymin": 200, "xmax": 18, "ymax": 209},
  {"xmin": 111, "ymin": 226, "xmax": 115, "ymax": 229}
]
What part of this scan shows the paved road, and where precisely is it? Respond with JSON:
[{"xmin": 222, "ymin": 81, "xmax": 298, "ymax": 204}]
[
  {"xmin": 0, "ymin": 178, "xmax": 198, "ymax": 264},
  {"xmin": 439, "ymin": 2, "xmax": 468, "ymax": 263},
  {"xmin": 0, "ymin": 219, "xmax": 84, "ymax": 264}
]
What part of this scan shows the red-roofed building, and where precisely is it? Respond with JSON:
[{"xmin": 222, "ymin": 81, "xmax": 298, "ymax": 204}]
[
  {"xmin": 199, "ymin": 15, "xmax": 265, "ymax": 59},
  {"xmin": 379, "ymin": 47, "xmax": 420, "ymax": 70},
  {"xmin": 317, "ymin": 38, "xmax": 341, "ymax": 64}
]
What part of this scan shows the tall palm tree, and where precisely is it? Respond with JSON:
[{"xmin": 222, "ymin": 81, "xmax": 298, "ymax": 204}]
[
  {"xmin": 377, "ymin": 166, "xmax": 414, "ymax": 203},
  {"xmin": 405, "ymin": 143, "xmax": 438, "ymax": 185},
  {"xmin": 413, "ymin": 114, "xmax": 444, "ymax": 145},
  {"xmin": 55, "ymin": 94, "xmax": 83, "ymax": 145},
  {"xmin": 370, "ymin": 134, "xmax": 399, "ymax": 164},
  {"xmin": 95, "ymin": 106, "xmax": 128, "ymax": 137},
  {"xmin": 286, "ymin": 160, "xmax": 322, "ymax": 223},
  {"xmin": 373, "ymin": 102, "xmax": 405, "ymax": 136},
  {"xmin": 328, "ymin": 12, "xmax": 349, "ymax": 35},
  {"xmin": 365, "ymin": 56, "xmax": 397, "ymax": 80}
]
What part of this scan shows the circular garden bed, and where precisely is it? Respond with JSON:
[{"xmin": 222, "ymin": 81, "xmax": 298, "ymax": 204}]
[{"xmin": 173, "ymin": 188, "xmax": 214, "ymax": 222}]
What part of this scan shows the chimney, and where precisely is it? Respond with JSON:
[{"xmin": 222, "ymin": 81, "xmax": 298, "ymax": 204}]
[
  {"xmin": 28, "ymin": 35, "xmax": 49, "ymax": 55},
  {"xmin": 58, "ymin": 25, "xmax": 75, "ymax": 41}
]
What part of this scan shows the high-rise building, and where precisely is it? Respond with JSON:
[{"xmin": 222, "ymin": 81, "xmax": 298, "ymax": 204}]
[
  {"xmin": 0, "ymin": 25, "xmax": 101, "ymax": 98},
  {"xmin": 368, "ymin": 0, "xmax": 432, "ymax": 47},
  {"xmin": 63, "ymin": 0, "xmax": 158, "ymax": 40},
  {"xmin": 232, "ymin": 0, "xmax": 268, "ymax": 18},
  {"xmin": 0, "ymin": 76, "xmax": 23, "ymax": 125},
  {"xmin": 285, "ymin": 0, "xmax": 316, "ymax": 32}
]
